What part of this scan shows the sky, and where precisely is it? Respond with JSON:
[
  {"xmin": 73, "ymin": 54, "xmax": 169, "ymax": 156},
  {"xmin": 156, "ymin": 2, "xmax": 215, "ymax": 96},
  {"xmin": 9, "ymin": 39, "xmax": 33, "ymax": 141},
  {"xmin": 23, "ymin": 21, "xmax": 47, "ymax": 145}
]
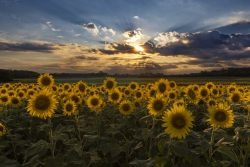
[{"xmin": 1, "ymin": 0, "xmax": 250, "ymax": 74}]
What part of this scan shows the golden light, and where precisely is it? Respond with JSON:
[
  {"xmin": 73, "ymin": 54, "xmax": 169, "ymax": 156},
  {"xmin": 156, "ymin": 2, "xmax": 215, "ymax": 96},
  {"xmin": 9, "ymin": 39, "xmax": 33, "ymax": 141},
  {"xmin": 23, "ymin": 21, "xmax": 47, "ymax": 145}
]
[{"xmin": 134, "ymin": 45, "xmax": 144, "ymax": 52}]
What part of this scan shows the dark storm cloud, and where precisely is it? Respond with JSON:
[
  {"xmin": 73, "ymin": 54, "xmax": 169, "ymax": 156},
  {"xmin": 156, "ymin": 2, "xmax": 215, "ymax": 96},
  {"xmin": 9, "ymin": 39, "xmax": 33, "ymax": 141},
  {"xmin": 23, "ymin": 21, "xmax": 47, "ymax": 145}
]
[
  {"xmin": 83, "ymin": 23, "xmax": 96, "ymax": 29},
  {"xmin": 212, "ymin": 21, "xmax": 250, "ymax": 35},
  {"xmin": 98, "ymin": 42, "xmax": 136, "ymax": 55},
  {"xmin": 146, "ymin": 31, "xmax": 250, "ymax": 60},
  {"xmin": 0, "ymin": 42, "xmax": 61, "ymax": 53}
]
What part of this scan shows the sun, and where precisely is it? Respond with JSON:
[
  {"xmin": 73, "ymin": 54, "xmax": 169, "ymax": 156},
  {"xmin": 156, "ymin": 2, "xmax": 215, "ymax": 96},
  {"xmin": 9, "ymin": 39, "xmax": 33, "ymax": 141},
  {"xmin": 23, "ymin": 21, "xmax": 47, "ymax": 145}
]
[{"xmin": 134, "ymin": 45, "xmax": 144, "ymax": 52}]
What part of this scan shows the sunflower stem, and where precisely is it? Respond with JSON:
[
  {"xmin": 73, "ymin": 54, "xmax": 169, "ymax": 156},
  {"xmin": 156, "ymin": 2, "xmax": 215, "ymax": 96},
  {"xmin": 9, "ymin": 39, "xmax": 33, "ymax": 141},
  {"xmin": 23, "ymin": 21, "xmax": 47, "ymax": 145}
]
[
  {"xmin": 167, "ymin": 138, "xmax": 172, "ymax": 159},
  {"xmin": 209, "ymin": 127, "xmax": 215, "ymax": 162},
  {"xmin": 48, "ymin": 118, "xmax": 55, "ymax": 158},
  {"xmin": 148, "ymin": 116, "xmax": 156, "ymax": 158}
]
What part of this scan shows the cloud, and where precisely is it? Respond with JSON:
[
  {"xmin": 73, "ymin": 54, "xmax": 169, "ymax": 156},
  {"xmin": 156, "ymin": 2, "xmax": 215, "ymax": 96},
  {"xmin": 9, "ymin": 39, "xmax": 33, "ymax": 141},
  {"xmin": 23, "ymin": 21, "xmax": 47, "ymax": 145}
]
[
  {"xmin": 101, "ymin": 27, "xmax": 116, "ymax": 35},
  {"xmin": 122, "ymin": 28, "xmax": 149, "ymax": 43},
  {"xmin": 0, "ymin": 42, "xmax": 61, "ymax": 53},
  {"xmin": 46, "ymin": 22, "xmax": 61, "ymax": 32},
  {"xmin": 145, "ymin": 31, "xmax": 250, "ymax": 61},
  {"xmin": 133, "ymin": 16, "xmax": 141, "ymax": 20},
  {"xmin": 83, "ymin": 22, "xmax": 99, "ymax": 36},
  {"xmin": 97, "ymin": 42, "xmax": 136, "ymax": 55}
]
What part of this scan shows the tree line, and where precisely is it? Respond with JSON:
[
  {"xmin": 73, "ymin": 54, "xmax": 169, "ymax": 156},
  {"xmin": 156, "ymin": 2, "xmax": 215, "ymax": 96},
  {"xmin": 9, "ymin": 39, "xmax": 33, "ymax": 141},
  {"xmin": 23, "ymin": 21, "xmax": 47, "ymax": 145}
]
[{"xmin": 1, "ymin": 68, "xmax": 250, "ymax": 83}]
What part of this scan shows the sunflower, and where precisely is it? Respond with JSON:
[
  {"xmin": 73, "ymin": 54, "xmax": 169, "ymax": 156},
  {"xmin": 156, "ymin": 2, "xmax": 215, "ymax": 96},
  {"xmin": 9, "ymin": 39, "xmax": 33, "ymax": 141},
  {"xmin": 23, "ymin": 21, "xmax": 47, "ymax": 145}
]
[
  {"xmin": 0, "ymin": 94, "xmax": 10, "ymax": 105},
  {"xmin": 75, "ymin": 81, "xmax": 88, "ymax": 94},
  {"xmin": 70, "ymin": 93, "xmax": 82, "ymax": 105},
  {"xmin": 10, "ymin": 95, "xmax": 22, "ymax": 108},
  {"xmin": 17, "ymin": 90, "xmax": 26, "ymax": 99},
  {"xmin": 169, "ymin": 81, "xmax": 177, "ymax": 90},
  {"xmin": 134, "ymin": 89, "xmax": 144, "ymax": 100},
  {"xmin": 211, "ymin": 87, "xmax": 220, "ymax": 97},
  {"xmin": 62, "ymin": 83, "xmax": 71, "ymax": 92},
  {"xmin": 154, "ymin": 78, "xmax": 169, "ymax": 94},
  {"xmin": 8, "ymin": 90, "xmax": 15, "ymax": 97},
  {"xmin": 63, "ymin": 100, "xmax": 77, "ymax": 116},
  {"xmin": 108, "ymin": 88, "xmax": 122, "ymax": 104},
  {"xmin": 147, "ymin": 93, "xmax": 167, "ymax": 116},
  {"xmin": 103, "ymin": 77, "xmax": 117, "ymax": 92},
  {"xmin": 119, "ymin": 100, "xmax": 134, "ymax": 115},
  {"xmin": 205, "ymin": 82, "xmax": 215, "ymax": 90},
  {"xmin": 207, "ymin": 103, "xmax": 234, "ymax": 128},
  {"xmin": 0, "ymin": 123, "xmax": 6, "ymax": 137},
  {"xmin": 37, "ymin": 73, "xmax": 54, "ymax": 88},
  {"xmin": 173, "ymin": 98, "xmax": 186, "ymax": 107},
  {"xmin": 185, "ymin": 85, "xmax": 198, "ymax": 102},
  {"xmin": 147, "ymin": 88, "xmax": 156, "ymax": 98},
  {"xmin": 3, "ymin": 83, "xmax": 11, "ymax": 89},
  {"xmin": 167, "ymin": 90, "xmax": 177, "ymax": 101},
  {"xmin": 133, "ymin": 99, "xmax": 142, "ymax": 108},
  {"xmin": 228, "ymin": 90, "xmax": 243, "ymax": 104},
  {"xmin": 207, "ymin": 98, "xmax": 217, "ymax": 107},
  {"xmin": 27, "ymin": 88, "xmax": 58, "ymax": 119},
  {"xmin": 87, "ymin": 94, "xmax": 103, "ymax": 111},
  {"xmin": 0, "ymin": 88, "xmax": 8, "ymax": 94},
  {"xmin": 227, "ymin": 84, "xmax": 237, "ymax": 94},
  {"xmin": 198, "ymin": 86, "xmax": 210, "ymax": 99},
  {"xmin": 124, "ymin": 88, "xmax": 131, "ymax": 97},
  {"xmin": 26, "ymin": 89, "xmax": 35, "ymax": 98},
  {"xmin": 162, "ymin": 105, "xmax": 194, "ymax": 139},
  {"xmin": 128, "ymin": 81, "xmax": 139, "ymax": 92}
]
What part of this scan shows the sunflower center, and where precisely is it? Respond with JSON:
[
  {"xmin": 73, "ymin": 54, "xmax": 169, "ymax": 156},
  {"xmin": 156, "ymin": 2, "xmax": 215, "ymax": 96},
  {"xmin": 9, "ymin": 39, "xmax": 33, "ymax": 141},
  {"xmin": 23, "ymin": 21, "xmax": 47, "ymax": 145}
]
[
  {"xmin": 18, "ymin": 92, "xmax": 24, "ymax": 98},
  {"xmin": 71, "ymin": 95, "xmax": 80, "ymax": 103},
  {"xmin": 232, "ymin": 94, "xmax": 240, "ymax": 102},
  {"xmin": 200, "ymin": 89, "xmax": 208, "ymax": 97},
  {"xmin": 188, "ymin": 89, "xmax": 196, "ymax": 100},
  {"xmin": 9, "ymin": 92, "xmax": 14, "ymax": 96},
  {"xmin": 125, "ymin": 90, "xmax": 130, "ymax": 95},
  {"xmin": 170, "ymin": 82, "xmax": 175, "ymax": 88},
  {"xmin": 41, "ymin": 77, "xmax": 51, "ymax": 86},
  {"xmin": 130, "ymin": 84, "xmax": 136, "ymax": 90},
  {"xmin": 111, "ymin": 92, "xmax": 119, "ymax": 100},
  {"xmin": 207, "ymin": 84, "xmax": 213, "ymax": 89},
  {"xmin": 106, "ymin": 81, "xmax": 114, "ymax": 89},
  {"xmin": 0, "ymin": 126, "xmax": 3, "ymax": 132},
  {"xmin": 213, "ymin": 89, "xmax": 218, "ymax": 95},
  {"xmin": 172, "ymin": 114, "xmax": 186, "ymax": 129},
  {"xmin": 122, "ymin": 104, "xmax": 130, "ymax": 111},
  {"xmin": 150, "ymin": 90, "xmax": 156, "ymax": 97},
  {"xmin": 214, "ymin": 111, "xmax": 226, "ymax": 122},
  {"xmin": 136, "ymin": 92, "xmax": 142, "ymax": 98},
  {"xmin": 153, "ymin": 100, "xmax": 164, "ymax": 111},
  {"xmin": 169, "ymin": 93, "xmax": 175, "ymax": 99},
  {"xmin": 66, "ymin": 104, "xmax": 73, "ymax": 112},
  {"xmin": 78, "ymin": 84, "xmax": 86, "ymax": 92},
  {"xmin": 134, "ymin": 102, "xmax": 140, "ymax": 107},
  {"xmin": 1, "ymin": 89, "xmax": 7, "ymax": 94},
  {"xmin": 209, "ymin": 100, "xmax": 216, "ymax": 106},
  {"xmin": 158, "ymin": 83, "xmax": 167, "ymax": 93},
  {"xmin": 11, "ymin": 98, "xmax": 19, "ymax": 104},
  {"xmin": 35, "ymin": 95, "xmax": 50, "ymax": 110},
  {"xmin": 1, "ymin": 96, "xmax": 8, "ymax": 103},
  {"xmin": 91, "ymin": 98, "xmax": 99, "ymax": 106}
]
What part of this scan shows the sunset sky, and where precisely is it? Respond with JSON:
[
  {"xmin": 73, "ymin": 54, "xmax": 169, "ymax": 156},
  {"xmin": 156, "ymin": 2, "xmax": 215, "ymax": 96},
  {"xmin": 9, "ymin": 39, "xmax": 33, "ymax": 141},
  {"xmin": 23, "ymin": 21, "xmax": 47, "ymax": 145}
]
[{"xmin": 1, "ymin": 0, "xmax": 250, "ymax": 74}]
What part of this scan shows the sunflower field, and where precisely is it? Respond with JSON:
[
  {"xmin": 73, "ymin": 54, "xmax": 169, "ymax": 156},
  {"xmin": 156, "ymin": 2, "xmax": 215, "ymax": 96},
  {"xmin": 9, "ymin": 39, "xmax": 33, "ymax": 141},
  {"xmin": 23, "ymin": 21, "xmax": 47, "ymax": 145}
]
[{"xmin": 0, "ymin": 74, "xmax": 250, "ymax": 167}]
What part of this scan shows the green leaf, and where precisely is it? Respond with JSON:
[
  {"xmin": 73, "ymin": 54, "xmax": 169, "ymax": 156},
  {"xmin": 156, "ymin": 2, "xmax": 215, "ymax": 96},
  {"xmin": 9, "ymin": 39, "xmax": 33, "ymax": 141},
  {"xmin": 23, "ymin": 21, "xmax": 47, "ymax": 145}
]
[
  {"xmin": 154, "ymin": 157, "xmax": 167, "ymax": 167},
  {"xmin": 24, "ymin": 140, "xmax": 49, "ymax": 159},
  {"xmin": 217, "ymin": 144, "xmax": 238, "ymax": 162},
  {"xmin": 134, "ymin": 142, "xmax": 143, "ymax": 150},
  {"xmin": 44, "ymin": 153, "xmax": 64, "ymax": 167},
  {"xmin": 64, "ymin": 138, "xmax": 78, "ymax": 145},
  {"xmin": 142, "ymin": 128, "xmax": 151, "ymax": 141},
  {"xmin": 170, "ymin": 140, "xmax": 189, "ymax": 159},
  {"xmin": 200, "ymin": 140, "xmax": 210, "ymax": 154},
  {"xmin": 157, "ymin": 138, "xmax": 167, "ymax": 154},
  {"xmin": 105, "ymin": 127, "xmax": 120, "ymax": 135},
  {"xmin": 242, "ymin": 142, "xmax": 250, "ymax": 156},
  {"xmin": 0, "ymin": 156, "xmax": 19, "ymax": 167}
]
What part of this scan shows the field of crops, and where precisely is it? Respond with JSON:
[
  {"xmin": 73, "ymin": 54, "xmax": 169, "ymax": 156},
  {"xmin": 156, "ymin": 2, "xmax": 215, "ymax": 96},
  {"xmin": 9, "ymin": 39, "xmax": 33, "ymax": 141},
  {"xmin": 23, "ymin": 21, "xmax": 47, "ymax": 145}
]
[{"xmin": 0, "ymin": 74, "xmax": 250, "ymax": 167}]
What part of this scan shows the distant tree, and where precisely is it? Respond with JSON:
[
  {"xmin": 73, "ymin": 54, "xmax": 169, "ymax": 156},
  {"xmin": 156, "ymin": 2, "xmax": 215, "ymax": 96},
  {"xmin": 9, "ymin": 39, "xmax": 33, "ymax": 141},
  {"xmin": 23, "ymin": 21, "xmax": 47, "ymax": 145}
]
[{"xmin": 0, "ymin": 69, "xmax": 12, "ymax": 82}]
